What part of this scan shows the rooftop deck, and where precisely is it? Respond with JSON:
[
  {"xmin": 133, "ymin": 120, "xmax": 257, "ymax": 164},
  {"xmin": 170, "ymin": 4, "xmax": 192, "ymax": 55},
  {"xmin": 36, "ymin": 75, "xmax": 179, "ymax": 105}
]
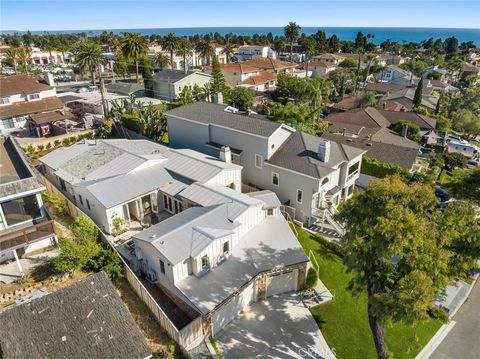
[{"xmin": 0, "ymin": 217, "xmax": 55, "ymax": 253}]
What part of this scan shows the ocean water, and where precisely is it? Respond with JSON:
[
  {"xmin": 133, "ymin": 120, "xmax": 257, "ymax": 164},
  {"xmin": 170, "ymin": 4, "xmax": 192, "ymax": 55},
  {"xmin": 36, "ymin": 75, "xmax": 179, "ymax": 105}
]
[{"xmin": 4, "ymin": 27, "xmax": 480, "ymax": 46}]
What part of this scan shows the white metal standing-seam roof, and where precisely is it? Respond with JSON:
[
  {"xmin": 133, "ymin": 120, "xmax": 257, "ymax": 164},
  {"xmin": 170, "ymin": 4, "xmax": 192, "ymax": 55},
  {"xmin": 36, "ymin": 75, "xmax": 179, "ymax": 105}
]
[
  {"xmin": 86, "ymin": 165, "xmax": 175, "ymax": 209},
  {"xmin": 246, "ymin": 190, "xmax": 282, "ymax": 209},
  {"xmin": 179, "ymin": 183, "xmax": 263, "ymax": 220},
  {"xmin": 164, "ymin": 149, "xmax": 241, "ymax": 183},
  {"xmin": 176, "ymin": 215, "xmax": 309, "ymax": 314},
  {"xmin": 133, "ymin": 204, "xmax": 240, "ymax": 264},
  {"xmin": 40, "ymin": 141, "xmax": 94, "ymax": 170}
]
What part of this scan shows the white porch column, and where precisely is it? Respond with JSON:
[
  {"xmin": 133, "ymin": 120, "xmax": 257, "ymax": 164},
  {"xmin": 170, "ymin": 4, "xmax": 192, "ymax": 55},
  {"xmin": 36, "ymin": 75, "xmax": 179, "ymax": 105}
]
[{"xmin": 13, "ymin": 249, "xmax": 25, "ymax": 278}]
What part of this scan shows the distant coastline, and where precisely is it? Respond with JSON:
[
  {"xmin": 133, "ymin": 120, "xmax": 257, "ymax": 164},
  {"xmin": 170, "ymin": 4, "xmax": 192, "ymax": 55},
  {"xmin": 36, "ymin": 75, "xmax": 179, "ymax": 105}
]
[{"xmin": 2, "ymin": 27, "xmax": 480, "ymax": 46}]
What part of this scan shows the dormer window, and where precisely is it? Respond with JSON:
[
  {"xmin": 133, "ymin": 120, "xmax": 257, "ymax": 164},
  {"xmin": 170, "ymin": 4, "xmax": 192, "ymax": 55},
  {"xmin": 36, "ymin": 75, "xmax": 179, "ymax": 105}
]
[
  {"xmin": 223, "ymin": 241, "xmax": 229, "ymax": 256},
  {"xmin": 28, "ymin": 93, "xmax": 40, "ymax": 101}
]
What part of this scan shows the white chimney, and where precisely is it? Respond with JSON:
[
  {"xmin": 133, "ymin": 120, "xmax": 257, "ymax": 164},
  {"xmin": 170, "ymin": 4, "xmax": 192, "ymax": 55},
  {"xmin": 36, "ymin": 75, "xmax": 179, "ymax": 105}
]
[
  {"xmin": 44, "ymin": 72, "xmax": 55, "ymax": 86},
  {"xmin": 213, "ymin": 91, "xmax": 223, "ymax": 104},
  {"xmin": 318, "ymin": 139, "xmax": 331, "ymax": 162},
  {"xmin": 219, "ymin": 146, "xmax": 232, "ymax": 163}
]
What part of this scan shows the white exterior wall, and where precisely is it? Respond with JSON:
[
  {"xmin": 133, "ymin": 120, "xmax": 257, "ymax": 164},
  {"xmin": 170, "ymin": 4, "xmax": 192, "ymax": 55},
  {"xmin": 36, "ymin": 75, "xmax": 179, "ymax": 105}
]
[
  {"xmin": 267, "ymin": 126, "xmax": 295, "ymax": 159},
  {"xmin": 206, "ymin": 168, "xmax": 242, "ymax": 191}
]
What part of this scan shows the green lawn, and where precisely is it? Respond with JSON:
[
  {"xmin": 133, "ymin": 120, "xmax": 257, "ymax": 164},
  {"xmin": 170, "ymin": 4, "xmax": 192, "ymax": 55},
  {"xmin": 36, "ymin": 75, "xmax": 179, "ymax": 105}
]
[{"xmin": 296, "ymin": 226, "xmax": 442, "ymax": 359}]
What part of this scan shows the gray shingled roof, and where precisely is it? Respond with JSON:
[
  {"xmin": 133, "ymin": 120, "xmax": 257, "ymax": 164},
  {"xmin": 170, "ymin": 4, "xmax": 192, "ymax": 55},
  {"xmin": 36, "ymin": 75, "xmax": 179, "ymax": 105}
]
[
  {"xmin": 323, "ymin": 133, "xmax": 419, "ymax": 169},
  {"xmin": 165, "ymin": 102, "xmax": 282, "ymax": 137},
  {"xmin": 0, "ymin": 272, "xmax": 151, "ymax": 359},
  {"xmin": 267, "ymin": 132, "xmax": 365, "ymax": 179},
  {"xmin": 154, "ymin": 70, "xmax": 212, "ymax": 83},
  {"xmin": 377, "ymin": 109, "xmax": 437, "ymax": 130}
]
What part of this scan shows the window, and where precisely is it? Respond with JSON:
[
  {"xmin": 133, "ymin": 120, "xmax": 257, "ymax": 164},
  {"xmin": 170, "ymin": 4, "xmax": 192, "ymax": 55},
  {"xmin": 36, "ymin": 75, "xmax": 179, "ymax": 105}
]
[
  {"xmin": 79, "ymin": 195, "xmax": 83, "ymax": 205},
  {"xmin": 159, "ymin": 260, "xmax": 165, "ymax": 274},
  {"xmin": 348, "ymin": 162, "xmax": 360, "ymax": 175},
  {"xmin": 267, "ymin": 208, "xmax": 274, "ymax": 216},
  {"xmin": 201, "ymin": 255, "xmax": 210, "ymax": 270},
  {"xmin": 86, "ymin": 200, "xmax": 91, "ymax": 210},
  {"xmin": 272, "ymin": 172, "xmax": 279, "ymax": 186},
  {"xmin": 223, "ymin": 241, "xmax": 229, "ymax": 255},
  {"xmin": 72, "ymin": 194, "xmax": 76, "ymax": 204},
  {"xmin": 59, "ymin": 178, "xmax": 66, "ymax": 191},
  {"xmin": 297, "ymin": 189, "xmax": 303, "ymax": 203},
  {"xmin": 1, "ymin": 195, "xmax": 41, "ymax": 226},
  {"xmin": 28, "ymin": 93, "xmax": 40, "ymax": 100},
  {"xmin": 321, "ymin": 177, "xmax": 329, "ymax": 186},
  {"xmin": 0, "ymin": 97, "xmax": 10, "ymax": 105},
  {"xmin": 255, "ymin": 154, "xmax": 262, "ymax": 168},
  {"xmin": 163, "ymin": 195, "xmax": 168, "ymax": 209}
]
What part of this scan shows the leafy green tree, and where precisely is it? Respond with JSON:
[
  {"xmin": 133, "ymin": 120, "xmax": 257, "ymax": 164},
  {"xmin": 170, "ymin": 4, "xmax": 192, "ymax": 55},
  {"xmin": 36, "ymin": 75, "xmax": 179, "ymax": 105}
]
[
  {"xmin": 328, "ymin": 34, "xmax": 340, "ymax": 53},
  {"xmin": 113, "ymin": 53, "xmax": 129, "ymax": 80},
  {"xmin": 121, "ymin": 32, "xmax": 148, "ymax": 83},
  {"xmin": 328, "ymin": 68, "xmax": 356, "ymax": 96},
  {"xmin": 451, "ymin": 109, "xmax": 480, "ymax": 140},
  {"xmin": 70, "ymin": 216, "xmax": 100, "ymax": 244},
  {"xmin": 393, "ymin": 120, "xmax": 421, "ymax": 142},
  {"xmin": 192, "ymin": 84, "xmax": 206, "ymax": 101},
  {"xmin": 284, "ymin": 21, "xmax": 301, "ymax": 62},
  {"xmin": 211, "ymin": 55, "xmax": 226, "ymax": 95},
  {"xmin": 72, "ymin": 41, "xmax": 103, "ymax": 86},
  {"xmin": 140, "ymin": 57, "xmax": 154, "ymax": 97},
  {"xmin": 338, "ymin": 57, "xmax": 357, "ymax": 69},
  {"xmin": 413, "ymin": 77, "xmax": 424, "ymax": 108},
  {"xmin": 444, "ymin": 152, "xmax": 467, "ymax": 170},
  {"xmin": 17, "ymin": 47, "xmax": 32, "ymax": 74},
  {"xmin": 337, "ymin": 175, "xmax": 480, "ymax": 359},
  {"xmin": 85, "ymin": 248, "xmax": 124, "ymax": 279},
  {"xmin": 229, "ymin": 87, "xmax": 254, "ymax": 111},
  {"xmin": 445, "ymin": 167, "xmax": 480, "ymax": 203}
]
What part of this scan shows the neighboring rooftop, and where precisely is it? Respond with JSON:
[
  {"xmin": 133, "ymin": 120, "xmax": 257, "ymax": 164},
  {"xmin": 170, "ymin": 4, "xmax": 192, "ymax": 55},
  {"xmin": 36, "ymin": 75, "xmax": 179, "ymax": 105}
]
[
  {"xmin": 218, "ymin": 63, "xmax": 260, "ymax": 74},
  {"xmin": 0, "ymin": 272, "xmax": 152, "ymax": 359},
  {"xmin": 242, "ymin": 58, "xmax": 297, "ymax": 72},
  {"xmin": 0, "ymin": 97, "xmax": 64, "ymax": 119},
  {"xmin": 241, "ymin": 71, "xmax": 277, "ymax": 85},
  {"xmin": 105, "ymin": 82, "xmax": 144, "ymax": 95},
  {"xmin": 154, "ymin": 70, "xmax": 212, "ymax": 83},
  {"xmin": 0, "ymin": 75, "xmax": 52, "ymax": 97},
  {"xmin": 165, "ymin": 101, "xmax": 283, "ymax": 137},
  {"xmin": 268, "ymin": 131, "xmax": 365, "ymax": 179}
]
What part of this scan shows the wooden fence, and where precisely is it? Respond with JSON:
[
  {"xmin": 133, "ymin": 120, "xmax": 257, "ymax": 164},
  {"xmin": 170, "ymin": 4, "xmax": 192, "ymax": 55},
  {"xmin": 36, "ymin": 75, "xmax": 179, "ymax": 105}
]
[{"xmin": 41, "ymin": 176, "xmax": 205, "ymax": 352}]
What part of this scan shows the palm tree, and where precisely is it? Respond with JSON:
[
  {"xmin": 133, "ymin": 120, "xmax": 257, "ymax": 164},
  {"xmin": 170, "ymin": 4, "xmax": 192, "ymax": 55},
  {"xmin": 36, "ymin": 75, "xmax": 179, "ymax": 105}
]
[
  {"xmin": 195, "ymin": 38, "xmax": 214, "ymax": 68},
  {"xmin": 5, "ymin": 47, "xmax": 19, "ymax": 74},
  {"xmin": 364, "ymin": 54, "xmax": 377, "ymax": 84},
  {"xmin": 301, "ymin": 37, "xmax": 315, "ymax": 77},
  {"xmin": 72, "ymin": 41, "xmax": 103, "ymax": 86},
  {"xmin": 284, "ymin": 22, "xmax": 301, "ymax": 62},
  {"xmin": 162, "ymin": 33, "xmax": 178, "ymax": 72},
  {"xmin": 176, "ymin": 38, "xmax": 193, "ymax": 74},
  {"xmin": 121, "ymin": 32, "xmax": 148, "ymax": 83},
  {"xmin": 17, "ymin": 47, "xmax": 32, "ymax": 74},
  {"xmin": 107, "ymin": 35, "xmax": 121, "ymax": 53},
  {"xmin": 153, "ymin": 52, "xmax": 170, "ymax": 71},
  {"xmin": 221, "ymin": 42, "xmax": 235, "ymax": 64}
]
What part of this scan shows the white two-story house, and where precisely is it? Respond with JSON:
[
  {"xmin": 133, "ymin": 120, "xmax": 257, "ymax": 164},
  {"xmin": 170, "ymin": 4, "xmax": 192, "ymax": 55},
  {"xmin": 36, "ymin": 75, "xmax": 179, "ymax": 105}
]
[
  {"xmin": 233, "ymin": 45, "xmax": 276, "ymax": 62},
  {"xmin": 165, "ymin": 102, "xmax": 366, "ymax": 236}
]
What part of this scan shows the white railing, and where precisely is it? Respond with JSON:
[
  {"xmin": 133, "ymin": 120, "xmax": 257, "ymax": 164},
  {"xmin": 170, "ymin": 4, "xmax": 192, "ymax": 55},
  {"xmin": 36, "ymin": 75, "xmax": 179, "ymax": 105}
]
[
  {"xmin": 346, "ymin": 170, "xmax": 359, "ymax": 183},
  {"xmin": 323, "ymin": 209, "xmax": 345, "ymax": 236}
]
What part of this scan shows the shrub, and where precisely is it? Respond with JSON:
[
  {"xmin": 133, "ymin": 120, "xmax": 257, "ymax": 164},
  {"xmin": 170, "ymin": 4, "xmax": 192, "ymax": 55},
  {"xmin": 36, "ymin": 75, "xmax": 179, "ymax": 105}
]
[
  {"xmin": 313, "ymin": 233, "xmax": 345, "ymax": 257},
  {"xmin": 112, "ymin": 216, "xmax": 125, "ymax": 236},
  {"xmin": 53, "ymin": 139, "xmax": 61, "ymax": 147},
  {"xmin": 46, "ymin": 142, "xmax": 52, "ymax": 150},
  {"xmin": 121, "ymin": 114, "xmax": 142, "ymax": 133},
  {"xmin": 85, "ymin": 248, "xmax": 124, "ymax": 279},
  {"xmin": 25, "ymin": 144, "xmax": 36, "ymax": 155},
  {"xmin": 444, "ymin": 153, "xmax": 467, "ymax": 170},
  {"xmin": 428, "ymin": 306, "xmax": 450, "ymax": 323},
  {"xmin": 62, "ymin": 137, "xmax": 70, "ymax": 146},
  {"xmin": 42, "ymin": 191, "xmax": 68, "ymax": 215},
  {"xmin": 54, "ymin": 237, "xmax": 86, "ymax": 273},
  {"xmin": 37, "ymin": 144, "xmax": 45, "ymax": 152},
  {"xmin": 304, "ymin": 267, "xmax": 318, "ymax": 290},
  {"xmin": 393, "ymin": 120, "xmax": 421, "ymax": 142},
  {"xmin": 167, "ymin": 340, "xmax": 181, "ymax": 359},
  {"xmin": 70, "ymin": 216, "xmax": 99, "ymax": 244},
  {"xmin": 361, "ymin": 156, "xmax": 409, "ymax": 179}
]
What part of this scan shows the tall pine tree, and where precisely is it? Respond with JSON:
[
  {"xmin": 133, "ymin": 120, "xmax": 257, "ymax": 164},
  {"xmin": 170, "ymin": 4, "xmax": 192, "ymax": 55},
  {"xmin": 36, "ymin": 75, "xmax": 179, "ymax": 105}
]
[
  {"xmin": 413, "ymin": 77, "xmax": 423, "ymax": 108},
  {"xmin": 211, "ymin": 55, "xmax": 226, "ymax": 97}
]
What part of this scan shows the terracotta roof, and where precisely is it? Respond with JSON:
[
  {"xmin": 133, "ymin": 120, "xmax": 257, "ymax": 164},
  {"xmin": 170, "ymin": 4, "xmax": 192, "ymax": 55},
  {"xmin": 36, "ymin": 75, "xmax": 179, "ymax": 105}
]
[
  {"xmin": 309, "ymin": 61, "xmax": 337, "ymax": 68},
  {"xmin": 382, "ymin": 100, "xmax": 407, "ymax": 111},
  {"xmin": 242, "ymin": 58, "xmax": 297, "ymax": 71},
  {"xmin": 0, "ymin": 97, "xmax": 64, "ymax": 119},
  {"xmin": 0, "ymin": 75, "xmax": 53, "ymax": 97},
  {"xmin": 333, "ymin": 96, "xmax": 361, "ymax": 110},
  {"xmin": 29, "ymin": 111, "xmax": 70, "ymax": 125},
  {"xmin": 219, "ymin": 63, "xmax": 260, "ymax": 74},
  {"xmin": 241, "ymin": 72, "xmax": 277, "ymax": 85}
]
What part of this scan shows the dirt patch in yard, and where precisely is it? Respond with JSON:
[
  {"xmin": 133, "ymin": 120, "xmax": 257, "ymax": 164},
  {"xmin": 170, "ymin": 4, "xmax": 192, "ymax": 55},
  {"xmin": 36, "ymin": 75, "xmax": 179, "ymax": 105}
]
[{"xmin": 114, "ymin": 277, "xmax": 170, "ymax": 357}]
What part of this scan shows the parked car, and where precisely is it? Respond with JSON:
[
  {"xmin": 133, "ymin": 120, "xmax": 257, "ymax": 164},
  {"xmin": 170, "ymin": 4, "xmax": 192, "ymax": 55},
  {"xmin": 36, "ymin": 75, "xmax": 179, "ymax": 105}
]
[
  {"xmin": 434, "ymin": 186, "xmax": 450, "ymax": 202},
  {"xmin": 467, "ymin": 159, "xmax": 478, "ymax": 168}
]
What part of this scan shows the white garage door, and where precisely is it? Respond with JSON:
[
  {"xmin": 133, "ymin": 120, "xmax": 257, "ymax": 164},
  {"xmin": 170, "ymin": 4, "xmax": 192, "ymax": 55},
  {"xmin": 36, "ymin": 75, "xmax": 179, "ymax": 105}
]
[
  {"xmin": 211, "ymin": 282, "xmax": 255, "ymax": 336},
  {"xmin": 266, "ymin": 270, "xmax": 297, "ymax": 298}
]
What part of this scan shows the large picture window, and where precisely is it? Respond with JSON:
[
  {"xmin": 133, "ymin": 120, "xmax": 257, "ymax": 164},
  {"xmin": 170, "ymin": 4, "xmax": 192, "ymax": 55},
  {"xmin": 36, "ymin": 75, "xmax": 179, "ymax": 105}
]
[{"xmin": 1, "ymin": 194, "xmax": 41, "ymax": 226}]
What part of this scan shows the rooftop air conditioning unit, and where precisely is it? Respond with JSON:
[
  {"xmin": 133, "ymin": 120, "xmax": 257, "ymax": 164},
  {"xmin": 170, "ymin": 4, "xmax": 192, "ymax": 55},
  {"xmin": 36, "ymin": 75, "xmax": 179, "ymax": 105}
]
[{"xmin": 146, "ymin": 269, "xmax": 157, "ymax": 283}]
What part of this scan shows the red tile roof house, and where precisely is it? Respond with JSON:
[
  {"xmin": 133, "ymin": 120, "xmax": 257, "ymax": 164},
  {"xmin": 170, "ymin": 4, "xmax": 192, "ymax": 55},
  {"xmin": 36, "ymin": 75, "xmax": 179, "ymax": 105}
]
[
  {"xmin": 0, "ymin": 75, "xmax": 64, "ymax": 135},
  {"xmin": 206, "ymin": 63, "xmax": 278, "ymax": 92}
]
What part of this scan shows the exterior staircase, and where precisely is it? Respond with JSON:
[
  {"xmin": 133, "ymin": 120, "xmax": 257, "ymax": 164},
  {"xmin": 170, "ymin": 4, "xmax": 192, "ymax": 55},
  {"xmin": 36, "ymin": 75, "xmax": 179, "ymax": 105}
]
[{"xmin": 310, "ymin": 206, "xmax": 345, "ymax": 242}]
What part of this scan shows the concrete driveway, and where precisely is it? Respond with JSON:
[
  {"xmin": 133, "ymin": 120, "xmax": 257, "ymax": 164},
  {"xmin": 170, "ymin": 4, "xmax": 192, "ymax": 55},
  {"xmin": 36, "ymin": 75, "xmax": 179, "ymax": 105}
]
[{"xmin": 215, "ymin": 293, "xmax": 335, "ymax": 359}]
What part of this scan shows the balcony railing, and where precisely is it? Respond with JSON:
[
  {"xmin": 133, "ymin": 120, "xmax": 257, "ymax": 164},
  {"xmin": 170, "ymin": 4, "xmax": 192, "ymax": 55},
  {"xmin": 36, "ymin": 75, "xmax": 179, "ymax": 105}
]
[
  {"xmin": 0, "ymin": 219, "xmax": 55, "ymax": 253},
  {"xmin": 346, "ymin": 170, "xmax": 359, "ymax": 183}
]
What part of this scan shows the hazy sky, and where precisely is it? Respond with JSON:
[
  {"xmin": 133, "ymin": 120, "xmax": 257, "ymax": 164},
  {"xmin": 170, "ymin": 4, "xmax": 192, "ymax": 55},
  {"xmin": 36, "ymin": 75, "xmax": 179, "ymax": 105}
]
[{"xmin": 1, "ymin": 0, "xmax": 479, "ymax": 31}]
